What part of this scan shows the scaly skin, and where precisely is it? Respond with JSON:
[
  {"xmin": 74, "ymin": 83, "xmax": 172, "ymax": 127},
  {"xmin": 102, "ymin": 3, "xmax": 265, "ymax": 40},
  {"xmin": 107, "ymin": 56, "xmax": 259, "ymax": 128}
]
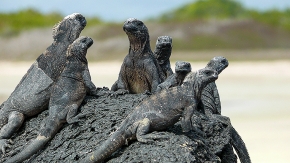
[
  {"xmin": 0, "ymin": 13, "xmax": 87, "ymax": 155},
  {"xmin": 5, "ymin": 37, "xmax": 96, "ymax": 163},
  {"xmin": 199, "ymin": 56, "xmax": 251, "ymax": 163},
  {"xmin": 157, "ymin": 61, "xmax": 191, "ymax": 91},
  {"xmin": 153, "ymin": 36, "xmax": 173, "ymax": 78},
  {"xmin": 111, "ymin": 18, "xmax": 165, "ymax": 94},
  {"xmin": 83, "ymin": 67, "xmax": 218, "ymax": 163}
]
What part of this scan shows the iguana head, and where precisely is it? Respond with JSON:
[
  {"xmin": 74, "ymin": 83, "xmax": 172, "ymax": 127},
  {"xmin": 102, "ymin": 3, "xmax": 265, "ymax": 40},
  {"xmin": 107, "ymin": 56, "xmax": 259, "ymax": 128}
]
[
  {"xmin": 123, "ymin": 18, "xmax": 150, "ymax": 53},
  {"xmin": 183, "ymin": 68, "xmax": 218, "ymax": 98},
  {"xmin": 206, "ymin": 56, "xmax": 229, "ymax": 74},
  {"xmin": 52, "ymin": 13, "xmax": 87, "ymax": 43},
  {"xmin": 175, "ymin": 61, "xmax": 192, "ymax": 73},
  {"xmin": 196, "ymin": 67, "xmax": 218, "ymax": 85},
  {"xmin": 67, "ymin": 36, "xmax": 93, "ymax": 64},
  {"xmin": 154, "ymin": 36, "xmax": 172, "ymax": 63}
]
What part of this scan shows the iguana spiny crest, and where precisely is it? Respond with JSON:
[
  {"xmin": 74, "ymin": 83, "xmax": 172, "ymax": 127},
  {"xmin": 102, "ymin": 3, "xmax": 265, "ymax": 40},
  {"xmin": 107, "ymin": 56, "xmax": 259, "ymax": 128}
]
[{"xmin": 52, "ymin": 13, "xmax": 86, "ymax": 42}]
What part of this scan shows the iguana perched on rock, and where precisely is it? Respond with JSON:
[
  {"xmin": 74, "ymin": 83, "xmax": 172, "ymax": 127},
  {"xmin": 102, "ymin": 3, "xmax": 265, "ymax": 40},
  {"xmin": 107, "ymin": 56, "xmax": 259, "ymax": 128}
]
[
  {"xmin": 83, "ymin": 67, "xmax": 218, "ymax": 163},
  {"xmin": 153, "ymin": 36, "xmax": 173, "ymax": 78},
  {"xmin": 198, "ymin": 56, "xmax": 251, "ymax": 163},
  {"xmin": 111, "ymin": 18, "xmax": 165, "ymax": 94},
  {"xmin": 156, "ymin": 61, "xmax": 191, "ymax": 91},
  {"xmin": 5, "ymin": 36, "xmax": 95, "ymax": 163},
  {"xmin": 199, "ymin": 56, "xmax": 228, "ymax": 115},
  {"xmin": 0, "ymin": 13, "xmax": 87, "ymax": 154}
]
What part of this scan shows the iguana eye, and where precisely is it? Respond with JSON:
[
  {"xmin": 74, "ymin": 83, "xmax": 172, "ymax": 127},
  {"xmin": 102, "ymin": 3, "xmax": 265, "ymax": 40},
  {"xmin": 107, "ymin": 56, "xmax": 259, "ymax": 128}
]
[
  {"xmin": 205, "ymin": 71, "xmax": 210, "ymax": 75},
  {"xmin": 137, "ymin": 21, "xmax": 143, "ymax": 26}
]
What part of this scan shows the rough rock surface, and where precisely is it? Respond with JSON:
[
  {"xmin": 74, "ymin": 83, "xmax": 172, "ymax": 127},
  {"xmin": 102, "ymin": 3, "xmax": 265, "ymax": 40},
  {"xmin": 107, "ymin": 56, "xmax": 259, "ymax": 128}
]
[{"xmin": 1, "ymin": 88, "xmax": 229, "ymax": 163}]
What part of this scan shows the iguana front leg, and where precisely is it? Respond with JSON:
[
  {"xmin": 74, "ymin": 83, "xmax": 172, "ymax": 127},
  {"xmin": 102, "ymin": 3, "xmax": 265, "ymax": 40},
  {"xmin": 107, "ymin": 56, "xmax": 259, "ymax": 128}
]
[
  {"xmin": 66, "ymin": 104, "xmax": 82, "ymax": 124},
  {"xmin": 180, "ymin": 105, "xmax": 195, "ymax": 132},
  {"xmin": 4, "ymin": 117, "xmax": 62, "ymax": 163},
  {"xmin": 0, "ymin": 111, "xmax": 24, "ymax": 154},
  {"xmin": 83, "ymin": 69, "xmax": 99, "ymax": 97},
  {"xmin": 135, "ymin": 118, "xmax": 169, "ymax": 143}
]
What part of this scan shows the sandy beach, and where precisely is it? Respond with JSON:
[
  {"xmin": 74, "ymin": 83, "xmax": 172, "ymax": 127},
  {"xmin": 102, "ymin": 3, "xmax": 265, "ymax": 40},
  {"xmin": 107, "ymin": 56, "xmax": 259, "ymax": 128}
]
[{"xmin": 0, "ymin": 60, "xmax": 289, "ymax": 163}]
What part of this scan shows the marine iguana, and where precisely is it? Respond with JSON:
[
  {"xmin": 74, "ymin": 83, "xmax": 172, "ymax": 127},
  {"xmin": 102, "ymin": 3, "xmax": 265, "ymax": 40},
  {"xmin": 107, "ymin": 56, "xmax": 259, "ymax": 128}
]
[
  {"xmin": 156, "ymin": 61, "xmax": 191, "ymax": 91},
  {"xmin": 111, "ymin": 18, "xmax": 165, "ymax": 94},
  {"xmin": 153, "ymin": 36, "xmax": 173, "ymax": 78},
  {"xmin": 198, "ymin": 56, "xmax": 251, "ymax": 163},
  {"xmin": 5, "ymin": 36, "xmax": 95, "ymax": 163},
  {"xmin": 83, "ymin": 67, "xmax": 218, "ymax": 163},
  {"xmin": 0, "ymin": 13, "xmax": 87, "ymax": 154},
  {"xmin": 199, "ymin": 56, "xmax": 228, "ymax": 115}
]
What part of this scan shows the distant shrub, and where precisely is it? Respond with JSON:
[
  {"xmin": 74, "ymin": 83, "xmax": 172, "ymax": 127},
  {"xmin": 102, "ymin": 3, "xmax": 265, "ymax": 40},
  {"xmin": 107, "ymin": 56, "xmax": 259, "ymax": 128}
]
[
  {"xmin": 158, "ymin": 0, "xmax": 290, "ymax": 31},
  {"xmin": 0, "ymin": 8, "xmax": 102, "ymax": 36}
]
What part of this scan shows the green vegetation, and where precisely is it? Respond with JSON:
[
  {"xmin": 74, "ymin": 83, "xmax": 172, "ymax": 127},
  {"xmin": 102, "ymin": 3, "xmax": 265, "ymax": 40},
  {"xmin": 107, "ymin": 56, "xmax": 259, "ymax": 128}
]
[
  {"xmin": 159, "ymin": 0, "xmax": 245, "ymax": 21},
  {"xmin": 0, "ymin": 1, "xmax": 290, "ymax": 61},
  {"xmin": 158, "ymin": 0, "xmax": 290, "ymax": 31},
  {"xmin": 0, "ymin": 9, "xmax": 102, "ymax": 37}
]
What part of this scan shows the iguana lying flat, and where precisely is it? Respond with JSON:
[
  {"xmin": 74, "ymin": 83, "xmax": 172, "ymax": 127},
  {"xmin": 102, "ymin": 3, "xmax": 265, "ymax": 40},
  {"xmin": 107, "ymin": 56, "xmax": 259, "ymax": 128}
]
[
  {"xmin": 83, "ymin": 67, "xmax": 218, "ymax": 163},
  {"xmin": 0, "ymin": 13, "xmax": 86, "ymax": 154},
  {"xmin": 5, "ymin": 36, "xmax": 95, "ymax": 163},
  {"xmin": 157, "ymin": 61, "xmax": 191, "ymax": 91},
  {"xmin": 153, "ymin": 36, "xmax": 173, "ymax": 78},
  {"xmin": 111, "ymin": 18, "xmax": 164, "ymax": 94},
  {"xmin": 199, "ymin": 56, "xmax": 251, "ymax": 163}
]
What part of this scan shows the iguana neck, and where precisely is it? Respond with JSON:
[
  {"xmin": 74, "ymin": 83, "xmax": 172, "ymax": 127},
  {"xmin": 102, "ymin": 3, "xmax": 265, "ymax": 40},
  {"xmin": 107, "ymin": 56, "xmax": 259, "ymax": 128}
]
[
  {"xmin": 182, "ymin": 73, "xmax": 204, "ymax": 102},
  {"xmin": 155, "ymin": 49, "xmax": 171, "ymax": 64},
  {"xmin": 129, "ymin": 35, "xmax": 151, "ymax": 56}
]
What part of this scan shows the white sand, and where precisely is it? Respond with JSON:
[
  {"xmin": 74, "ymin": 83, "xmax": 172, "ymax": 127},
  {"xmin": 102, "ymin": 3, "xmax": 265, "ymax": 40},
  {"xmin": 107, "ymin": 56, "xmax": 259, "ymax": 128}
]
[{"xmin": 0, "ymin": 61, "xmax": 289, "ymax": 163}]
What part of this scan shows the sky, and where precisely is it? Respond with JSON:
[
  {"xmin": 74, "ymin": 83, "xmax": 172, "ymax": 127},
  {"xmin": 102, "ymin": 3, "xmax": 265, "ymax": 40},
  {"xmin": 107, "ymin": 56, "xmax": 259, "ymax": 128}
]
[{"xmin": 1, "ymin": 0, "xmax": 290, "ymax": 22}]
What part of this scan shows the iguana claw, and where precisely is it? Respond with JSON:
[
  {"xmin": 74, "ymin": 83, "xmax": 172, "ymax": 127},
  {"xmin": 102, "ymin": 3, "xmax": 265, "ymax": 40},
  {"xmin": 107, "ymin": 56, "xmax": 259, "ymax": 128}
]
[{"xmin": 0, "ymin": 139, "xmax": 13, "ymax": 154}]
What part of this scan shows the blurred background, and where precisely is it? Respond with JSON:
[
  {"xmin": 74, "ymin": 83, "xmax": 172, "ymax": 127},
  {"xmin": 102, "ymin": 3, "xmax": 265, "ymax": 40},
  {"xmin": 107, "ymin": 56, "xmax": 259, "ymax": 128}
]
[{"xmin": 0, "ymin": 0, "xmax": 289, "ymax": 162}]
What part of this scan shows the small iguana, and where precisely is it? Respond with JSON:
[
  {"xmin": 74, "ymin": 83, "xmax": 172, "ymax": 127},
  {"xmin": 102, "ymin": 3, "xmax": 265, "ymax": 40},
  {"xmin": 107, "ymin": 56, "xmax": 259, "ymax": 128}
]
[
  {"xmin": 5, "ymin": 36, "xmax": 96, "ymax": 163},
  {"xmin": 198, "ymin": 56, "xmax": 228, "ymax": 115},
  {"xmin": 83, "ymin": 67, "xmax": 218, "ymax": 163},
  {"xmin": 198, "ymin": 56, "xmax": 251, "ymax": 163},
  {"xmin": 156, "ymin": 61, "xmax": 191, "ymax": 91},
  {"xmin": 153, "ymin": 36, "xmax": 173, "ymax": 78},
  {"xmin": 0, "ymin": 13, "xmax": 87, "ymax": 154},
  {"xmin": 111, "ymin": 18, "xmax": 165, "ymax": 94}
]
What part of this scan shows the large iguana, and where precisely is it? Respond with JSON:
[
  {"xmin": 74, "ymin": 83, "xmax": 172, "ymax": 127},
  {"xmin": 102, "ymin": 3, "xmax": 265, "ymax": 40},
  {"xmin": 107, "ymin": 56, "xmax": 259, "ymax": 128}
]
[
  {"xmin": 156, "ymin": 61, "xmax": 191, "ymax": 91},
  {"xmin": 198, "ymin": 56, "xmax": 251, "ymax": 163},
  {"xmin": 153, "ymin": 36, "xmax": 173, "ymax": 78},
  {"xmin": 111, "ymin": 18, "xmax": 165, "ymax": 94},
  {"xmin": 83, "ymin": 67, "xmax": 219, "ymax": 163},
  {"xmin": 0, "ymin": 13, "xmax": 87, "ymax": 154},
  {"xmin": 5, "ymin": 36, "xmax": 96, "ymax": 163}
]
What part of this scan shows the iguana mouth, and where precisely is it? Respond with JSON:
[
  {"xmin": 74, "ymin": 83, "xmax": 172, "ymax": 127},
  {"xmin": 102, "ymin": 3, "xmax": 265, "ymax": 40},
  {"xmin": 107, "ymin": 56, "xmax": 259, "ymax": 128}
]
[
  {"xmin": 86, "ymin": 38, "xmax": 93, "ymax": 48},
  {"xmin": 81, "ymin": 19, "xmax": 87, "ymax": 27},
  {"xmin": 123, "ymin": 24, "xmax": 138, "ymax": 33}
]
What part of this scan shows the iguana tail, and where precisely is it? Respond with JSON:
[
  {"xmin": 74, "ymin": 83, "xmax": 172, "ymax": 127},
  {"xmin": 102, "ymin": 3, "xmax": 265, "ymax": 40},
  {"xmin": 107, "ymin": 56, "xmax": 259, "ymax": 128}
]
[
  {"xmin": 83, "ymin": 130, "xmax": 127, "ymax": 163},
  {"xmin": 4, "ymin": 135, "xmax": 50, "ymax": 163},
  {"xmin": 5, "ymin": 118, "xmax": 61, "ymax": 163},
  {"xmin": 231, "ymin": 127, "xmax": 251, "ymax": 163}
]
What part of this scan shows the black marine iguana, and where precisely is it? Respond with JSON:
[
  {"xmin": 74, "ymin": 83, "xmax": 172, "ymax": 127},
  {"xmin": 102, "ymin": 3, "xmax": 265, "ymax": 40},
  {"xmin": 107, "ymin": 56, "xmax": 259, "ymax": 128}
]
[
  {"xmin": 111, "ymin": 18, "xmax": 165, "ymax": 94},
  {"xmin": 0, "ymin": 13, "xmax": 87, "ymax": 154},
  {"xmin": 153, "ymin": 36, "xmax": 173, "ymax": 78},
  {"xmin": 156, "ymin": 61, "xmax": 191, "ymax": 91},
  {"xmin": 83, "ymin": 67, "xmax": 218, "ymax": 163},
  {"xmin": 5, "ymin": 36, "xmax": 95, "ymax": 163},
  {"xmin": 198, "ymin": 56, "xmax": 251, "ymax": 163}
]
